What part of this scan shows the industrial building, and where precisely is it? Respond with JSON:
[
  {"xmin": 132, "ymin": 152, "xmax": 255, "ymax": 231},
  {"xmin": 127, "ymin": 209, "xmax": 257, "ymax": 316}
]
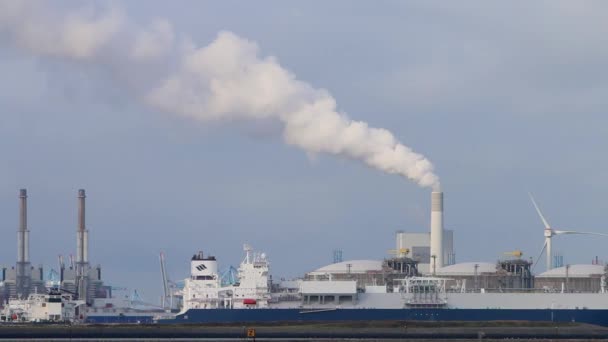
[
  {"xmin": 393, "ymin": 191, "xmax": 455, "ymax": 274},
  {"xmin": 305, "ymin": 191, "xmax": 556, "ymax": 294},
  {"xmin": 395, "ymin": 230, "xmax": 455, "ymax": 274},
  {"xmin": 1, "ymin": 189, "xmax": 106, "ymax": 307}
]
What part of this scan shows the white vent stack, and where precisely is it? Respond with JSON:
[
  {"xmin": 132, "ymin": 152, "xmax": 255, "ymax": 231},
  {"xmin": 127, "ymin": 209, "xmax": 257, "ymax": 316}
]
[{"xmin": 430, "ymin": 191, "xmax": 444, "ymax": 272}]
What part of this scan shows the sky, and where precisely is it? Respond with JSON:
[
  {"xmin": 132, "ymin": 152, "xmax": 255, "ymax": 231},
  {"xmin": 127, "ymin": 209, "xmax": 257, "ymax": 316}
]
[{"xmin": 1, "ymin": 1, "xmax": 608, "ymax": 302}]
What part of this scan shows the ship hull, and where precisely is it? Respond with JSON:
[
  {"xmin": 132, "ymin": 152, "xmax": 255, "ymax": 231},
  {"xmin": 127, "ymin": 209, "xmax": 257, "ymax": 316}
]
[
  {"xmin": 159, "ymin": 308, "xmax": 608, "ymax": 326},
  {"xmin": 85, "ymin": 315, "xmax": 154, "ymax": 324}
]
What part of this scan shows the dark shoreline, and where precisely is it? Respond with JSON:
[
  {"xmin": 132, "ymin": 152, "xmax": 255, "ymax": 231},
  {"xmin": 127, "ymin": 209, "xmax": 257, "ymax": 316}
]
[{"xmin": 1, "ymin": 321, "xmax": 608, "ymax": 340}]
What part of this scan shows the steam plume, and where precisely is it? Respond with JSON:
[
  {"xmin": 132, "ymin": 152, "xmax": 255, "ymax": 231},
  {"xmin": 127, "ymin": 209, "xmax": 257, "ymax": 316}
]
[{"xmin": 0, "ymin": 1, "xmax": 440, "ymax": 188}]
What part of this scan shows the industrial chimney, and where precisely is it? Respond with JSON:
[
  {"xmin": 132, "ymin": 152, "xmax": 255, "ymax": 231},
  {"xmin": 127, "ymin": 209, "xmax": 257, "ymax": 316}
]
[
  {"xmin": 77, "ymin": 189, "xmax": 88, "ymax": 264},
  {"xmin": 76, "ymin": 189, "xmax": 89, "ymax": 302},
  {"xmin": 430, "ymin": 191, "xmax": 444, "ymax": 273},
  {"xmin": 16, "ymin": 189, "xmax": 31, "ymax": 297},
  {"xmin": 17, "ymin": 189, "xmax": 29, "ymax": 264}
]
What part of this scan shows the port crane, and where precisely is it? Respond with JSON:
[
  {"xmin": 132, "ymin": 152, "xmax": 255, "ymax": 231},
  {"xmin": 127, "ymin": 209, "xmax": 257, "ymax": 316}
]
[{"xmin": 159, "ymin": 251, "xmax": 183, "ymax": 310}]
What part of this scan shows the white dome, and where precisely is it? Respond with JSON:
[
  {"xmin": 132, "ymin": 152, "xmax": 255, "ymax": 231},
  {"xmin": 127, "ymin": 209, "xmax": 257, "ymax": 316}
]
[
  {"xmin": 536, "ymin": 264, "xmax": 605, "ymax": 278},
  {"xmin": 436, "ymin": 262, "xmax": 496, "ymax": 276},
  {"xmin": 309, "ymin": 260, "xmax": 383, "ymax": 275}
]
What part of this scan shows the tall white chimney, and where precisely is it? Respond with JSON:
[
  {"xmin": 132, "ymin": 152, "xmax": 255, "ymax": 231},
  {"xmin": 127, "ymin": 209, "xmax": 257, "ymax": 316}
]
[{"xmin": 430, "ymin": 191, "xmax": 444, "ymax": 272}]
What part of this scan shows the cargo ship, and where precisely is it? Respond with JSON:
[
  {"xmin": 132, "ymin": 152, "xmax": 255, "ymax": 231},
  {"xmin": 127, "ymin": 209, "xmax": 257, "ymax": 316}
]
[
  {"xmin": 155, "ymin": 191, "xmax": 608, "ymax": 326},
  {"xmin": 156, "ymin": 244, "xmax": 608, "ymax": 326}
]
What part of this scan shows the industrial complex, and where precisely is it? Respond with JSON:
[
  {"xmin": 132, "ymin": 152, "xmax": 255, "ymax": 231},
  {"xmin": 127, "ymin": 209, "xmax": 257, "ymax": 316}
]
[
  {"xmin": 0, "ymin": 189, "xmax": 158, "ymax": 323},
  {"xmin": 1, "ymin": 190, "xmax": 102, "ymax": 302},
  {"xmin": 1, "ymin": 189, "xmax": 608, "ymax": 325},
  {"xmin": 303, "ymin": 191, "xmax": 606, "ymax": 295}
]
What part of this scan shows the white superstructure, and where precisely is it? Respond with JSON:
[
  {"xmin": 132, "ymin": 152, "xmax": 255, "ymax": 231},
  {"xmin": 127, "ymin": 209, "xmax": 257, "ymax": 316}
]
[
  {"xmin": 2, "ymin": 290, "xmax": 85, "ymax": 322},
  {"xmin": 181, "ymin": 251, "xmax": 222, "ymax": 310},
  {"xmin": 179, "ymin": 244, "xmax": 271, "ymax": 313}
]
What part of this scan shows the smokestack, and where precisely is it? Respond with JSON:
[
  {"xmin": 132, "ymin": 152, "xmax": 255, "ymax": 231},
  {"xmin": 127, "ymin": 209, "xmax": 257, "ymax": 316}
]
[
  {"xmin": 76, "ymin": 189, "xmax": 89, "ymax": 302},
  {"xmin": 430, "ymin": 191, "xmax": 444, "ymax": 273},
  {"xmin": 16, "ymin": 188, "xmax": 32, "ymax": 298},
  {"xmin": 77, "ymin": 189, "xmax": 88, "ymax": 263},
  {"xmin": 18, "ymin": 189, "xmax": 29, "ymax": 263}
]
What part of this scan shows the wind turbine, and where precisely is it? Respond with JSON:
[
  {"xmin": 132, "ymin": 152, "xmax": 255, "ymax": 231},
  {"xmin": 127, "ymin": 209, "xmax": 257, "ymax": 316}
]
[{"xmin": 529, "ymin": 193, "xmax": 608, "ymax": 271}]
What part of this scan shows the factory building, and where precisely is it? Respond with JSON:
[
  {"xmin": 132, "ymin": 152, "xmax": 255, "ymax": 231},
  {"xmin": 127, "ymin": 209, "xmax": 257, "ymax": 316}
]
[
  {"xmin": 534, "ymin": 264, "xmax": 607, "ymax": 293},
  {"xmin": 395, "ymin": 230, "xmax": 455, "ymax": 274},
  {"xmin": 1, "ymin": 265, "xmax": 45, "ymax": 301},
  {"xmin": 0, "ymin": 189, "xmax": 105, "ymax": 307},
  {"xmin": 393, "ymin": 190, "xmax": 455, "ymax": 275},
  {"xmin": 305, "ymin": 192, "xmax": 452, "ymax": 292}
]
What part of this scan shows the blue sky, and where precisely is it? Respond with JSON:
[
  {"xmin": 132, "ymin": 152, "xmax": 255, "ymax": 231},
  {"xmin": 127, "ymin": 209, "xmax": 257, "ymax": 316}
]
[{"xmin": 1, "ymin": 1, "xmax": 608, "ymax": 301}]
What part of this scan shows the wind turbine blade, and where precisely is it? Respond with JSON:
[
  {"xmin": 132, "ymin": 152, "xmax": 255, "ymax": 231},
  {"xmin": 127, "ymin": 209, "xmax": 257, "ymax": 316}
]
[
  {"xmin": 553, "ymin": 230, "xmax": 578, "ymax": 235},
  {"xmin": 532, "ymin": 240, "xmax": 547, "ymax": 271},
  {"xmin": 529, "ymin": 193, "xmax": 551, "ymax": 229},
  {"xmin": 554, "ymin": 230, "xmax": 608, "ymax": 237}
]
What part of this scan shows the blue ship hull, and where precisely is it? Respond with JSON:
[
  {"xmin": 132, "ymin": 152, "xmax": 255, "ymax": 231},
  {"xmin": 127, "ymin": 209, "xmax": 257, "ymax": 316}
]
[
  {"xmin": 85, "ymin": 315, "xmax": 155, "ymax": 324},
  {"xmin": 159, "ymin": 308, "xmax": 608, "ymax": 326}
]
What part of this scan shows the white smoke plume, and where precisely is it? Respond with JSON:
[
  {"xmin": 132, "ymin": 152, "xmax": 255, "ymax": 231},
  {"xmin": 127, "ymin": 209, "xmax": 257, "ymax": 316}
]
[{"xmin": 0, "ymin": 1, "xmax": 440, "ymax": 189}]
